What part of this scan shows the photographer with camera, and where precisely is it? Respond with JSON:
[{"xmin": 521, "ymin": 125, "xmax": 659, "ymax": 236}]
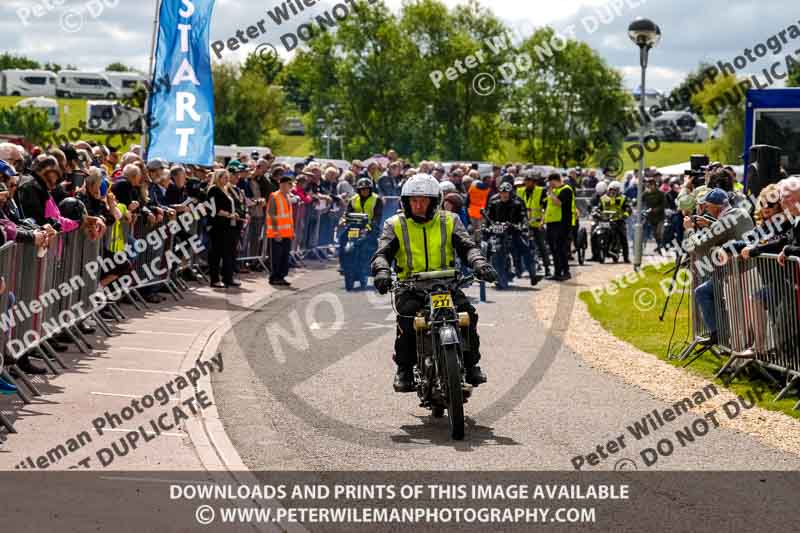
[{"xmin": 684, "ymin": 188, "xmax": 754, "ymax": 346}]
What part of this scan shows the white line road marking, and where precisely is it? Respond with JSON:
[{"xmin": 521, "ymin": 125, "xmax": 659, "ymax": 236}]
[
  {"xmin": 309, "ymin": 322, "xmax": 345, "ymax": 330},
  {"xmin": 117, "ymin": 330, "xmax": 197, "ymax": 337},
  {"xmin": 114, "ymin": 347, "xmax": 185, "ymax": 354},
  {"xmin": 146, "ymin": 317, "xmax": 214, "ymax": 323},
  {"xmin": 105, "ymin": 428, "xmax": 184, "ymax": 438},
  {"xmin": 362, "ymin": 323, "xmax": 394, "ymax": 330},
  {"xmin": 106, "ymin": 368, "xmax": 179, "ymax": 375},
  {"xmin": 91, "ymin": 392, "xmax": 179, "ymax": 401}
]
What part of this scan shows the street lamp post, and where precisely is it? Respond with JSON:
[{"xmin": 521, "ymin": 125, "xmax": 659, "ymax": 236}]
[
  {"xmin": 316, "ymin": 106, "xmax": 343, "ymax": 159},
  {"xmin": 628, "ymin": 18, "xmax": 661, "ymax": 270}
]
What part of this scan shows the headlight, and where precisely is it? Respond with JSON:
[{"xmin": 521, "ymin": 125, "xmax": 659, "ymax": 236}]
[
  {"xmin": 438, "ymin": 325, "xmax": 459, "ymax": 345},
  {"xmin": 414, "ymin": 316, "xmax": 428, "ymax": 331},
  {"xmin": 458, "ymin": 312, "xmax": 470, "ymax": 327}
]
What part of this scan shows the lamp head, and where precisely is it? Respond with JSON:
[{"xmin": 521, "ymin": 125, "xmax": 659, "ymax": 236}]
[{"xmin": 628, "ymin": 18, "xmax": 661, "ymax": 49}]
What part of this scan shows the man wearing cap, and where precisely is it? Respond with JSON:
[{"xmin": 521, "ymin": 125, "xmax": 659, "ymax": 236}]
[
  {"xmin": 518, "ymin": 174, "xmax": 551, "ymax": 277},
  {"xmin": 684, "ymin": 188, "xmax": 754, "ymax": 346},
  {"xmin": 266, "ymin": 170, "xmax": 295, "ymax": 286},
  {"xmin": 543, "ymin": 173, "xmax": 575, "ymax": 281}
]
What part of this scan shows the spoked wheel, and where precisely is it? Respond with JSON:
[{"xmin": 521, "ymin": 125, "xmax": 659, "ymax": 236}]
[{"xmin": 441, "ymin": 344, "xmax": 465, "ymax": 440}]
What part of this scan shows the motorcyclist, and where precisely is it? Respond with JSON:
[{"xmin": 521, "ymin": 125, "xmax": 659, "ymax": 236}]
[
  {"xmin": 595, "ymin": 181, "xmax": 631, "ymax": 262},
  {"xmin": 517, "ymin": 174, "xmax": 551, "ymax": 277},
  {"xmin": 486, "ymin": 182, "xmax": 539, "ymax": 285},
  {"xmin": 371, "ymin": 174, "xmax": 498, "ymax": 392},
  {"xmin": 339, "ymin": 178, "xmax": 383, "ymax": 269},
  {"xmin": 591, "ymin": 181, "xmax": 607, "ymax": 210}
]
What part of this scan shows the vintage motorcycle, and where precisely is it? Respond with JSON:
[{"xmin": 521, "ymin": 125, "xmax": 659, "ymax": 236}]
[
  {"xmin": 392, "ymin": 269, "xmax": 475, "ymax": 440},
  {"xmin": 480, "ymin": 212, "xmax": 517, "ymax": 289},
  {"xmin": 340, "ymin": 213, "xmax": 372, "ymax": 291},
  {"xmin": 590, "ymin": 208, "xmax": 624, "ymax": 263}
]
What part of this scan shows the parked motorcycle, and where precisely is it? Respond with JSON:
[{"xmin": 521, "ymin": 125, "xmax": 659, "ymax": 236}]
[
  {"xmin": 392, "ymin": 269, "xmax": 475, "ymax": 440},
  {"xmin": 590, "ymin": 209, "xmax": 624, "ymax": 263},
  {"xmin": 340, "ymin": 213, "xmax": 372, "ymax": 291},
  {"xmin": 480, "ymin": 212, "xmax": 517, "ymax": 289}
]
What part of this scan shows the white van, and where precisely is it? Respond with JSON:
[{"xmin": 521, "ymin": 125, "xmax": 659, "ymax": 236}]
[
  {"xmin": 56, "ymin": 71, "xmax": 117, "ymax": 99},
  {"xmin": 1, "ymin": 70, "xmax": 57, "ymax": 97},
  {"xmin": 16, "ymin": 97, "xmax": 60, "ymax": 129},
  {"xmin": 105, "ymin": 72, "xmax": 146, "ymax": 98},
  {"xmin": 86, "ymin": 100, "xmax": 143, "ymax": 133}
]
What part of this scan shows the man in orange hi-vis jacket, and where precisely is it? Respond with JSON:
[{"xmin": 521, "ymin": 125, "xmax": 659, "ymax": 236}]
[{"xmin": 266, "ymin": 170, "xmax": 295, "ymax": 287}]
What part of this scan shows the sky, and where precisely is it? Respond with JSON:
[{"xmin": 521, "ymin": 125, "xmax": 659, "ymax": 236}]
[{"xmin": 1, "ymin": 0, "xmax": 798, "ymax": 93}]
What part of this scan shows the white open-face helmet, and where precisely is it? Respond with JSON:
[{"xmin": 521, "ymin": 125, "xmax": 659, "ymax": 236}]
[
  {"xmin": 595, "ymin": 182, "xmax": 608, "ymax": 196},
  {"xmin": 401, "ymin": 173, "xmax": 441, "ymax": 221},
  {"xmin": 438, "ymin": 179, "xmax": 456, "ymax": 195},
  {"xmin": 608, "ymin": 181, "xmax": 622, "ymax": 193}
]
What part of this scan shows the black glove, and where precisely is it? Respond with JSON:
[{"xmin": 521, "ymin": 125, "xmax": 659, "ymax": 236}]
[
  {"xmin": 374, "ymin": 270, "xmax": 393, "ymax": 294},
  {"xmin": 476, "ymin": 264, "xmax": 498, "ymax": 283}
]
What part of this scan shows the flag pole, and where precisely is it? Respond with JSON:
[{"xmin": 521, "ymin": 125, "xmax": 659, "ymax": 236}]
[{"xmin": 142, "ymin": 0, "xmax": 162, "ymax": 158}]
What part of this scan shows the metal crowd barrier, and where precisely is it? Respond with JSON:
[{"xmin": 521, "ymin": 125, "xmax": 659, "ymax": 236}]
[
  {"xmin": 237, "ymin": 215, "xmax": 268, "ymax": 271},
  {"xmin": 679, "ymin": 252, "xmax": 800, "ymax": 407}
]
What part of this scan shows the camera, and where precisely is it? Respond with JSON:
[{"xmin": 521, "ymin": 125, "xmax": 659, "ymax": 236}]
[{"xmin": 683, "ymin": 169, "xmax": 705, "ymax": 187}]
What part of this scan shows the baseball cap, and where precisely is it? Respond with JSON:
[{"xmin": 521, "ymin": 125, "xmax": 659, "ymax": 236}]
[
  {"xmin": 147, "ymin": 158, "xmax": 167, "ymax": 170},
  {"xmin": 701, "ymin": 188, "xmax": 728, "ymax": 205},
  {"xmin": 0, "ymin": 160, "xmax": 18, "ymax": 178},
  {"xmin": 227, "ymin": 160, "xmax": 246, "ymax": 172}
]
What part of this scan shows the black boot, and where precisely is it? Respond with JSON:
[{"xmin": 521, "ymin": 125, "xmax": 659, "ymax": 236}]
[
  {"xmin": 393, "ymin": 366, "xmax": 415, "ymax": 393},
  {"xmin": 465, "ymin": 365, "xmax": 487, "ymax": 386}
]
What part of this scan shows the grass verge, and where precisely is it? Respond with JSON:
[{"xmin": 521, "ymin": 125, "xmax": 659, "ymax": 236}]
[{"xmin": 579, "ymin": 264, "xmax": 800, "ymax": 420}]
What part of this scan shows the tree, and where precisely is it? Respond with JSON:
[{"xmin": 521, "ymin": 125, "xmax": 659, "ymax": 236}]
[
  {"xmin": 212, "ymin": 63, "xmax": 286, "ymax": 147},
  {"xmin": 0, "ymin": 107, "xmax": 52, "ymax": 145},
  {"xmin": 242, "ymin": 52, "xmax": 283, "ymax": 85},
  {"xmin": 0, "ymin": 53, "xmax": 40, "ymax": 70},
  {"xmin": 665, "ymin": 63, "xmax": 714, "ymax": 116},
  {"xmin": 691, "ymin": 75, "xmax": 745, "ymax": 163},
  {"xmin": 281, "ymin": 0, "xmax": 509, "ymax": 160},
  {"xmin": 504, "ymin": 27, "xmax": 630, "ymax": 167},
  {"xmin": 105, "ymin": 62, "xmax": 133, "ymax": 72},
  {"xmin": 788, "ymin": 66, "xmax": 800, "ymax": 88}
]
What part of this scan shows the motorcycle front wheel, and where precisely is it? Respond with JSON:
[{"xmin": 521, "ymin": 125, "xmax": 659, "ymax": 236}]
[{"xmin": 442, "ymin": 344, "xmax": 465, "ymax": 440}]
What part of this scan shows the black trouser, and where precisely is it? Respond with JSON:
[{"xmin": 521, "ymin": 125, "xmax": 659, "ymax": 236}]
[
  {"xmin": 394, "ymin": 288, "xmax": 480, "ymax": 369},
  {"xmin": 510, "ymin": 231, "xmax": 535, "ymax": 276},
  {"xmin": 528, "ymin": 226, "xmax": 550, "ymax": 270},
  {"xmin": 269, "ymin": 237, "xmax": 292, "ymax": 282},
  {"xmin": 209, "ymin": 226, "xmax": 236, "ymax": 284},
  {"xmin": 612, "ymin": 220, "xmax": 629, "ymax": 261},
  {"xmin": 546, "ymin": 222, "xmax": 571, "ymax": 277}
]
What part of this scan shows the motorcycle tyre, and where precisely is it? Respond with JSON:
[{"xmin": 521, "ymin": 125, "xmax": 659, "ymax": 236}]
[{"xmin": 442, "ymin": 344, "xmax": 465, "ymax": 440}]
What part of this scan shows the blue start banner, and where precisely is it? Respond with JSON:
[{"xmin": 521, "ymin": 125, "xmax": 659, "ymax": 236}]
[{"xmin": 146, "ymin": 0, "xmax": 216, "ymax": 165}]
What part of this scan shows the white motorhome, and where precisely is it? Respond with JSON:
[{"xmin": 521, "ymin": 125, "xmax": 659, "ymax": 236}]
[
  {"xmin": 1, "ymin": 70, "xmax": 57, "ymax": 97},
  {"xmin": 105, "ymin": 72, "xmax": 146, "ymax": 98},
  {"xmin": 86, "ymin": 100, "xmax": 143, "ymax": 133},
  {"xmin": 15, "ymin": 97, "xmax": 60, "ymax": 129},
  {"xmin": 56, "ymin": 71, "xmax": 116, "ymax": 99}
]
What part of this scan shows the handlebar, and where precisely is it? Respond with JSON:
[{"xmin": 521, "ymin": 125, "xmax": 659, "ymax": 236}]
[{"xmin": 392, "ymin": 269, "xmax": 475, "ymax": 292}]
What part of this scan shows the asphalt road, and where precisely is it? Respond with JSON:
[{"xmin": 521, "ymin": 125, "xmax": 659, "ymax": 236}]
[{"xmin": 213, "ymin": 268, "xmax": 800, "ymax": 471}]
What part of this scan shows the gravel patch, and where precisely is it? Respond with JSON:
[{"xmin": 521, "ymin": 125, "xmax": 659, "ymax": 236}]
[{"xmin": 531, "ymin": 261, "xmax": 800, "ymax": 459}]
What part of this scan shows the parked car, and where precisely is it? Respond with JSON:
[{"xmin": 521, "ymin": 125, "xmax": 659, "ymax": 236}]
[
  {"xmin": 57, "ymin": 71, "xmax": 116, "ymax": 99},
  {"xmin": 105, "ymin": 72, "xmax": 147, "ymax": 99},
  {"xmin": 1, "ymin": 69, "xmax": 57, "ymax": 97},
  {"xmin": 280, "ymin": 117, "xmax": 306, "ymax": 136},
  {"xmin": 15, "ymin": 97, "xmax": 60, "ymax": 129},
  {"xmin": 86, "ymin": 100, "xmax": 143, "ymax": 133}
]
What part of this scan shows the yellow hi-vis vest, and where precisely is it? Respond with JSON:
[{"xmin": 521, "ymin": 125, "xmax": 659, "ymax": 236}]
[
  {"xmin": 392, "ymin": 211, "xmax": 456, "ymax": 280},
  {"xmin": 351, "ymin": 192, "xmax": 378, "ymax": 223},
  {"xmin": 600, "ymin": 194, "xmax": 627, "ymax": 219},
  {"xmin": 544, "ymin": 184, "xmax": 576, "ymax": 225},
  {"xmin": 517, "ymin": 186, "xmax": 545, "ymax": 228}
]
